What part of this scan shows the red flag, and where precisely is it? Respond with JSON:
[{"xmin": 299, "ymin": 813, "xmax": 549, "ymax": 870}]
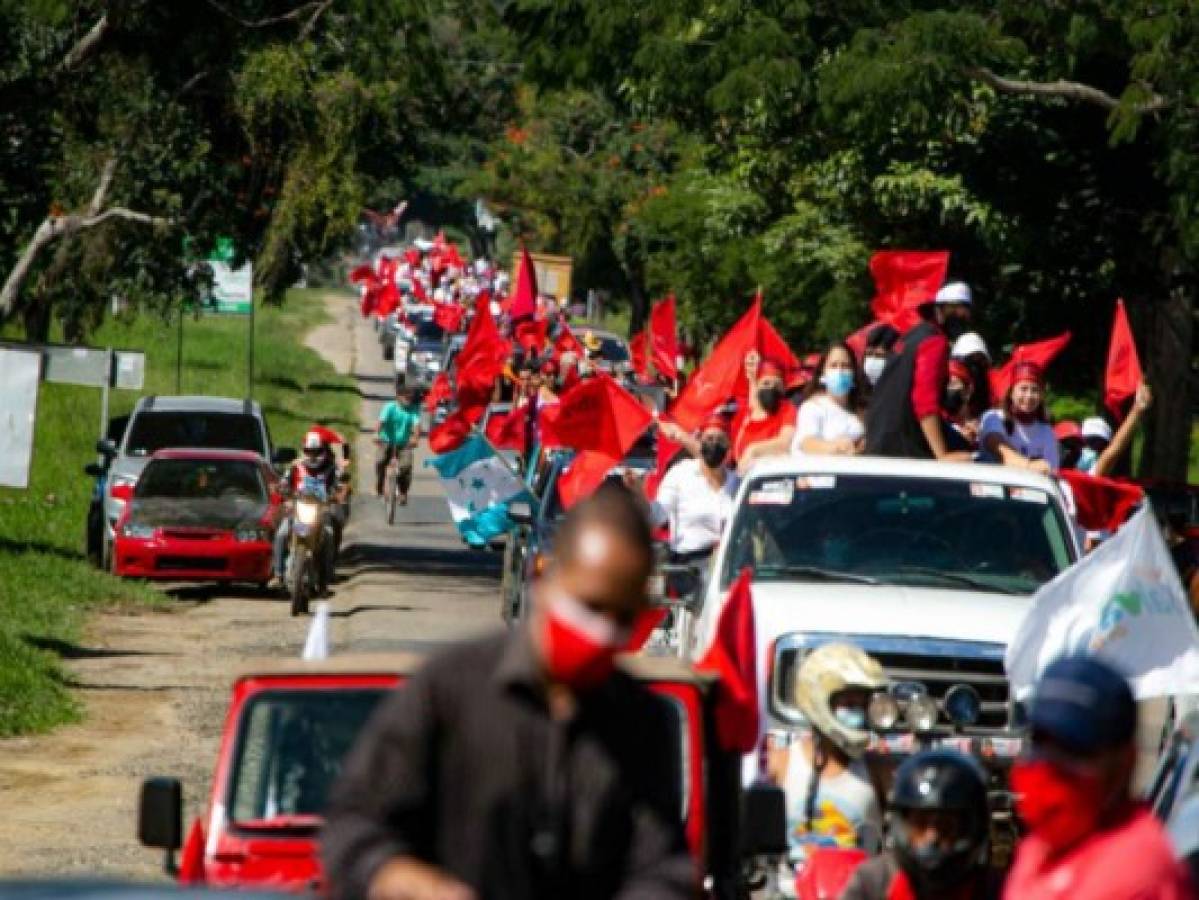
[
  {"xmin": 644, "ymin": 431, "xmax": 681, "ymax": 500},
  {"xmin": 625, "ymin": 608, "xmax": 669, "ymax": 652},
  {"xmin": 455, "ymin": 295, "xmax": 511, "ymax": 408},
  {"xmin": 1104, "ymin": 298, "xmax": 1143, "ymax": 420},
  {"xmin": 433, "ymin": 301, "xmax": 466, "ymax": 333},
  {"xmin": 988, "ymin": 332, "xmax": 1072, "ymax": 400},
  {"xmin": 424, "ymin": 372, "xmax": 452, "ymax": 413},
  {"xmin": 510, "ymin": 245, "xmax": 538, "ymax": 321},
  {"xmin": 668, "ymin": 292, "xmax": 797, "ymax": 431},
  {"xmin": 404, "ymin": 247, "xmax": 421, "ymax": 269},
  {"xmin": 444, "ymin": 243, "xmax": 465, "ymax": 271},
  {"xmin": 649, "ymin": 295, "xmax": 679, "ymax": 379},
  {"xmin": 1059, "ymin": 469, "xmax": 1144, "ymax": 533},
  {"xmin": 349, "ymin": 264, "xmax": 379, "ymax": 287},
  {"xmin": 869, "ymin": 251, "xmax": 949, "ymax": 332},
  {"xmin": 514, "ymin": 318, "xmax": 549, "ymax": 355},
  {"xmin": 376, "ymin": 279, "xmax": 400, "ymax": 317},
  {"xmin": 557, "ymin": 451, "xmax": 620, "ymax": 509},
  {"xmin": 696, "ymin": 568, "xmax": 759, "ymax": 752},
  {"xmin": 427, "ymin": 405, "xmax": 482, "ymax": 454},
  {"xmin": 412, "ymin": 279, "xmax": 429, "ymax": 303},
  {"xmin": 629, "ymin": 330, "xmax": 649, "ymax": 378},
  {"xmin": 487, "ymin": 402, "xmax": 530, "ymax": 452},
  {"xmin": 553, "ymin": 322, "xmax": 584, "ymax": 358},
  {"xmin": 539, "ymin": 375, "xmax": 654, "ymax": 459},
  {"xmin": 377, "ymin": 255, "xmax": 398, "ymax": 282}
]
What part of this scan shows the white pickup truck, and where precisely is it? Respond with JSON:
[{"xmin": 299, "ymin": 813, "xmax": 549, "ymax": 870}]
[{"xmin": 686, "ymin": 455, "xmax": 1081, "ymax": 749}]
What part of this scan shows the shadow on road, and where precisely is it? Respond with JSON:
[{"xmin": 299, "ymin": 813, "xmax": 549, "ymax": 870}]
[
  {"xmin": 25, "ymin": 635, "xmax": 175, "ymax": 660},
  {"xmin": 339, "ymin": 542, "xmax": 501, "ymax": 579},
  {"xmin": 329, "ymin": 603, "xmax": 420, "ymax": 619}
]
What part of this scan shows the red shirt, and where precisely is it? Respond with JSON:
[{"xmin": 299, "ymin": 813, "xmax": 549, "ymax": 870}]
[
  {"xmin": 910, "ymin": 330, "xmax": 949, "ymax": 421},
  {"xmin": 1003, "ymin": 805, "xmax": 1193, "ymax": 900},
  {"xmin": 733, "ymin": 404, "xmax": 797, "ymax": 462}
]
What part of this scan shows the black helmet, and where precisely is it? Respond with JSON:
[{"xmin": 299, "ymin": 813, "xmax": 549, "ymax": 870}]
[{"xmin": 890, "ymin": 750, "xmax": 990, "ymax": 894}]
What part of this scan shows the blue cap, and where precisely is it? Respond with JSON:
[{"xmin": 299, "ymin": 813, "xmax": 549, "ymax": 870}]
[{"xmin": 1028, "ymin": 656, "xmax": 1136, "ymax": 754}]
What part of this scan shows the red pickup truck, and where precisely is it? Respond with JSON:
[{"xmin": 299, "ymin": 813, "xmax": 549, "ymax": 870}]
[{"xmin": 139, "ymin": 653, "xmax": 783, "ymax": 896}]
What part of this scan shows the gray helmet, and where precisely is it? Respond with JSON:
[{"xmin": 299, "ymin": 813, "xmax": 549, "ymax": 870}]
[{"xmin": 794, "ymin": 643, "xmax": 886, "ymax": 758}]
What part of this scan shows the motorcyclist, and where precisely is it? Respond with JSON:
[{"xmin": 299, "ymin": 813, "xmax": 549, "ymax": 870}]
[
  {"xmin": 273, "ymin": 430, "xmax": 344, "ymax": 590},
  {"xmin": 766, "ymin": 643, "xmax": 886, "ymax": 892},
  {"xmin": 841, "ymin": 750, "xmax": 1001, "ymax": 900}
]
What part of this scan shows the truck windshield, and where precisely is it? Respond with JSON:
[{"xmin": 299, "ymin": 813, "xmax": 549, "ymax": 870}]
[
  {"xmin": 722, "ymin": 473, "xmax": 1074, "ymax": 595},
  {"xmin": 125, "ymin": 412, "xmax": 264, "ymax": 456},
  {"xmin": 228, "ymin": 689, "xmax": 387, "ymax": 826}
]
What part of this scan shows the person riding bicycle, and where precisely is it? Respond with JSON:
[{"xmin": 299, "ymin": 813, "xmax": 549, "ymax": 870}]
[
  {"xmin": 841, "ymin": 749, "xmax": 1000, "ymax": 900},
  {"xmin": 273, "ymin": 429, "xmax": 344, "ymax": 587},
  {"xmin": 376, "ymin": 385, "xmax": 421, "ymax": 505}
]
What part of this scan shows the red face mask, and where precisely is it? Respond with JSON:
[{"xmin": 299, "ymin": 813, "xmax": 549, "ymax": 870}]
[
  {"xmin": 1010, "ymin": 758, "xmax": 1106, "ymax": 852},
  {"xmin": 539, "ymin": 595, "xmax": 629, "ymax": 690}
]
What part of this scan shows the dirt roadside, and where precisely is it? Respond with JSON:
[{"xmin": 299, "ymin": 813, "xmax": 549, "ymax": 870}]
[{"xmin": 0, "ymin": 292, "xmax": 413, "ymax": 878}]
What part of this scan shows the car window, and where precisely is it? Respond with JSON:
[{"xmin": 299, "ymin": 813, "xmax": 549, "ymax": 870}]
[
  {"xmin": 124, "ymin": 411, "xmax": 264, "ymax": 456},
  {"xmin": 415, "ymin": 321, "xmax": 444, "ymax": 342},
  {"xmin": 599, "ymin": 336, "xmax": 629, "ymax": 362},
  {"xmin": 136, "ymin": 459, "xmax": 266, "ymax": 501},
  {"xmin": 722, "ymin": 473, "xmax": 1074, "ymax": 594},
  {"xmin": 229, "ymin": 688, "xmax": 386, "ymax": 824}
]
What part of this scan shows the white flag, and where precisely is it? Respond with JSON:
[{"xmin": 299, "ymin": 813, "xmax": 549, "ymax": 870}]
[
  {"xmin": 1006, "ymin": 505, "xmax": 1199, "ymax": 700},
  {"xmin": 302, "ymin": 601, "xmax": 331, "ymax": 661}
]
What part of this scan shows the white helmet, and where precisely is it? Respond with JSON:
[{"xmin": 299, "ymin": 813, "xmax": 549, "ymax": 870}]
[
  {"xmin": 303, "ymin": 431, "xmax": 324, "ymax": 451},
  {"xmin": 935, "ymin": 281, "xmax": 973, "ymax": 305},
  {"xmin": 1081, "ymin": 416, "xmax": 1113, "ymax": 443},
  {"xmin": 951, "ymin": 332, "xmax": 990, "ymax": 362},
  {"xmin": 795, "ymin": 643, "xmax": 887, "ymax": 758}
]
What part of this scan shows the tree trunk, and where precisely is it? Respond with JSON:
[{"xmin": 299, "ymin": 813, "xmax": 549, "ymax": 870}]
[
  {"xmin": 621, "ymin": 238, "xmax": 650, "ymax": 336},
  {"xmin": 21, "ymin": 294, "xmax": 51, "ymax": 343},
  {"xmin": 1141, "ymin": 282, "xmax": 1193, "ymax": 480}
]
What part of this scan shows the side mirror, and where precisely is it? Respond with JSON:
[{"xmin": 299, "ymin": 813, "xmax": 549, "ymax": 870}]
[
  {"xmin": 508, "ymin": 500, "xmax": 535, "ymax": 526},
  {"xmin": 272, "ymin": 447, "xmax": 297, "ymax": 467},
  {"xmin": 96, "ymin": 438, "xmax": 118, "ymax": 458},
  {"xmin": 741, "ymin": 781, "xmax": 787, "ymax": 857},
  {"xmin": 138, "ymin": 776, "xmax": 183, "ymax": 875},
  {"xmin": 84, "ymin": 462, "xmax": 104, "ymax": 479}
]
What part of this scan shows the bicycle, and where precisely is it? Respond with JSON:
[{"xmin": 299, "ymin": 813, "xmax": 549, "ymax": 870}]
[{"xmin": 379, "ymin": 439, "xmax": 412, "ymax": 525}]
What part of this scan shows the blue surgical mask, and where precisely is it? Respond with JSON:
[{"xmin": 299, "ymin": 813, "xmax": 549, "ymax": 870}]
[
  {"xmin": 1078, "ymin": 446, "xmax": 1098, "ymax": 472},
  {"xmin": 833, "ymin": 706, "xmax": 867, "ymax": 730},
  {"xmin": 821, "ymin": 370, "xmax": 854, "ymax": 397}
]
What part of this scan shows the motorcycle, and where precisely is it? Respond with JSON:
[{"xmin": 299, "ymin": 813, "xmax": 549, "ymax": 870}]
[{"xmin": 285, "ymin": 475, "xmax": 333, "ymax": 616}]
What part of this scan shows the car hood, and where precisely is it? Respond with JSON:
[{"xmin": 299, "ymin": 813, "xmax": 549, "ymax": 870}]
[
  {"xmin": 127, "ymin": 497, "xmax": 268, "ymax": 531},
  {"xmin": 693, "ymin": 579, "xmax": 1030, "ymax": 677}
]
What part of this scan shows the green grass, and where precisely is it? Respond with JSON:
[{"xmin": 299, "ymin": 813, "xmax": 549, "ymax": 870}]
[{"xmin": 0, "ymin": 288, "xmax": 357, "ymax": 735}]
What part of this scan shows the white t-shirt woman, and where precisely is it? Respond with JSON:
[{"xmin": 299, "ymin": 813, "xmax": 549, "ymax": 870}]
[{"xmin": 790, "ymin": 344, "xmax": 864, "ymax": 456}]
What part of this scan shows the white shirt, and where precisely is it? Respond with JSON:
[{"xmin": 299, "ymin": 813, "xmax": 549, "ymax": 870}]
[
  {"xmin": 979, "ymin": 409, "xmax": 1060, "ymax": 470},
  {"xmin": 791, "ymin": 395, "xmax": 864, "ymax": 455},
  {"xmin": 652, "ymin": 459, "xmax": 738, "ymax": 554}
]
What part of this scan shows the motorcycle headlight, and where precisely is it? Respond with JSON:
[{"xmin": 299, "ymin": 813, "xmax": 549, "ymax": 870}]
[
  {"xmin": 122, "ymin": 523, "xmax": 156, "ymax": 539},
  {"xmin": 296, "ymin": 501, "xmax": 320, "ymax": 525}
]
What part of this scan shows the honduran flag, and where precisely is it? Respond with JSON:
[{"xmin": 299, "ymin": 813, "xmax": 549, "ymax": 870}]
[{"xmin": 427, "ymin": 434, "xmax": 532, "ymax": 547}]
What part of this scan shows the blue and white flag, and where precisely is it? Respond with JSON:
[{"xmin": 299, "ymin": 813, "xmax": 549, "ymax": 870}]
[
  {"xmin": 1006, "ymin": 505, "xmax": 1199, "ymax": 700},
  {"xmin": 427, "ymin": 434, "xmax": 532, "ymax": 546}
]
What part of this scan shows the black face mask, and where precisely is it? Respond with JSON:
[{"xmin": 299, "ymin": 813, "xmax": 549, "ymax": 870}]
[
  {"xmin": 943, "ymin": 388, "xmax": 967, "ymax": 416},
  {"xmin": 700, "ymin": 441, "xmax": 729, "ymax": 468},
  {"xmin": 941, "ymin": 315, "xmax": 970, "ymax": 341},
  {"xmin": 757, "ymin": 385, "xmax": 782, "ymax": 413}
]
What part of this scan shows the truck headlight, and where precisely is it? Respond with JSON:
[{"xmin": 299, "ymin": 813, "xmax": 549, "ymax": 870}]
[
  {"xmin": 867, "ymin": 692, "xmax": 900, "ymax": 730},
  {"xmin": 943, "ymin": 684, "xmax": 982, "ymax": 728},
  {"xmin": 905, "ymin": 694, "xmax": 940, "ymax": 733},
  {"xmin": 296, "ymin": 501, "xmax": 320, "ymax": 526}
]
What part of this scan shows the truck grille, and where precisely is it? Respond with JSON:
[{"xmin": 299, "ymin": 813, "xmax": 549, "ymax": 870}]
[{"xmin": 770, "ymin": 635, "xmax": 1013, "ymax": 735}]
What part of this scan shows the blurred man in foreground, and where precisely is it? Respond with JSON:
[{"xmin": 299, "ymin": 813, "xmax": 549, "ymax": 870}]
[
  {"xmin": 322, "ymin": 483, "xmax": 693, "ymax": 900},
  {"xmin": 1003, "ymin": 656, "xmax": 1193, "ymax": 899}
]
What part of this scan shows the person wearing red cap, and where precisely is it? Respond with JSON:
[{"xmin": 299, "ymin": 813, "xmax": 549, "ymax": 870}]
[
  {"xmin": 942, "ymin": 359, "xmax": 980, "ymax": 454},
  {"xmin": 735, "ymin": 359, "xmax": 798, "ymax": 471},
  {"xmin": 979, "ymin": 361, "xmax": 1059, "ymax": 473},
  {"xmin": 792, "ymin": 343, "xmax": 865, "ymax": 456},
  {"xmin": 648, "ymin": 415, "xmax": 738, "ymax": 562}
]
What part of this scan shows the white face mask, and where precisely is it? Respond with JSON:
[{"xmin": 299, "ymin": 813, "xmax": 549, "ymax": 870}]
[{"xmin": 863, "ymin": 356, "xmax": 886, "ymax": 385}]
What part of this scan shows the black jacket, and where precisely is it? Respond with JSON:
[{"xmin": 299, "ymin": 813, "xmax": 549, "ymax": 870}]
[
  {"xmin": 864, "ymin": 321, "xmax": 940, "ymax": 459},
  {"xmin": 322, "ymin": 629, "xmax": 695, "ymax": 900}
]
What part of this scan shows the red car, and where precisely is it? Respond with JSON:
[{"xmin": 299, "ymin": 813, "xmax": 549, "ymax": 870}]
[
  {"xmin": 138, "ymin": 653, "xmax": 778, "ymax": 895},
  {"xmin": 113, "ymin": 448, "xmax": 285, "ymax": 585}
]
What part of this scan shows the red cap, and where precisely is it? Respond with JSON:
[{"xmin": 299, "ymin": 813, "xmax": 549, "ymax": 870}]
[
  {"xmin": 700, "ymin": 414, "xmax": 730, "ymax": 435},
  {"xmin": 947, "ymin": 359, "xmax": 974, "ymax": 387},
  {"xmin": 1054, "ymin": 420, "xmax": 1082, "ymax": 442},
  {"xmin": 1012, "ymin": 360, "xmax": 1043, "ymax": 387},
  {"xmin": 759, "ymin": 359, "xmax": 785, "ymax": 379},
  {"xmin": 786, "ymin": 368, "xmax": 811, "ymax": 391},
  {"xmin": 803, "ymin": 352, "xmax": 822, "ymax": 370}
]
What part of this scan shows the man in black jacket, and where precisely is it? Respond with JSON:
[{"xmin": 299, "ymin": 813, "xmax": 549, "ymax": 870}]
[{"xmin": 322, "ymin": 484, "xmax": 694, "ymax": 900}]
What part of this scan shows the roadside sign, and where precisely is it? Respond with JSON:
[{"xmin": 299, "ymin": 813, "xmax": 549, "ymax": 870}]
[
  {"xmin": 0, "ymin": 349, "xmax": 41, "ymax": 488},
  {"xmin": 511, "ymin": 251, "xmax": 572, "ymax": 304},
  {"xmin": 30, "ymin": 345, "xmax": 145, "ymax": 390},
  {"xmin": 200, "ymin": 236, "xmax": 253, "ymax": 315}
]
